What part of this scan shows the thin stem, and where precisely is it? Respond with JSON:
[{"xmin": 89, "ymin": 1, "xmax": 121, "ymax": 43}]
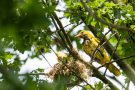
[
  {"xmin": 126, "ymin": 80, "xmax": 130, "ymax": 90},
  {"xmin": 51, "ymin": 15, "xmax": 71, "ymax": 51},
  {"xmin": 101, "ymin": 32, "xmax": 117, "ymax": 46},
  {"xmin": 39, "ymin": 50, "xmax": 52, "ymax": 67},
  {"xmin": 19, "ymin": 73, "xmax": 46, "ymax": 76},
  {"xmin": 90, "ymin": 30, "xmax": 111, "ymax": 63},
  {"xmin": 106, "ymin": 75, "xmax": 126, "ymax": 89},
  {"xmin": 64, "ymin": 23, "xmax": 72, "ymax": 29},
  {"xmin": 52, "ymin": 13, "xmax": 73, "ymax": 49},
  {"xmin": 97, "ymin": 54, "xmax": 135, "ymax": 69},
  {"xmin": 103, "ymin": 34, "xmax": 121, "ymax": 76},
  {"xmin": 42, "ymin": 0, "xmax": 71, "ymax": 52}
]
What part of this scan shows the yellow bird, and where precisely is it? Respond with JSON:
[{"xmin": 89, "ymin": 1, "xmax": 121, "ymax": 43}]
[{"xmin": 75, "ymin": 30, "xmax": 121, "ymax": 76}]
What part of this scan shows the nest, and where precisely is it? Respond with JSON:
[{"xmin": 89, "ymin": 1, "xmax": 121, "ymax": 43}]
[{"xmin": 47, "ymin": 60, "xmax": 91, "ymax": 86}]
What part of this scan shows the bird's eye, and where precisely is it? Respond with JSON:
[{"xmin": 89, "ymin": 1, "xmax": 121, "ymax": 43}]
[
  {"xmin": 84, "ymin": 34, "xmax": 88, "ymax": 38},
  {"xmin": 80, "ymin": 31, "xmax": 84, "ymax": 34}
]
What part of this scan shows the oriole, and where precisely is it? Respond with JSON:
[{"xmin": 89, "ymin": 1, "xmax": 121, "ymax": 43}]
[{"xmin": 75, "ymin": 30, "xmax": 121, "ymax": 76}]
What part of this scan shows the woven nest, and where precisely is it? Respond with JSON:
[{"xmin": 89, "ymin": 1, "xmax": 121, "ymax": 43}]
[{"xmin": 47, "ymin": 60, "xmax": 91, "ymax": 86}]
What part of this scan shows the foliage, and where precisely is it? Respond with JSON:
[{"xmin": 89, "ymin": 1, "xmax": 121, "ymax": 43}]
[{"xmin": 0, "ymin": 0, "xmax": 135, "ymax": 90}]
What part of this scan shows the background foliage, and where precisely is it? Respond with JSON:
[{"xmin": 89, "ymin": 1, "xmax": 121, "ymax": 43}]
[{"xmin": 0, "ymin": 0, "xmax": 135, "ymax": 90}]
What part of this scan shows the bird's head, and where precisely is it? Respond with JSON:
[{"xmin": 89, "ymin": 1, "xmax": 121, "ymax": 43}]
[{"xmin": 75, "ymin": 30, "xmax": 95, "ymax": 39}]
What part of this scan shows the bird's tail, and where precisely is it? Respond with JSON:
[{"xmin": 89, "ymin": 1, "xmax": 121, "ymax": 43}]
[{"xmin": 107, "ymin": 63, "xmax": 121, "ymax": 76}]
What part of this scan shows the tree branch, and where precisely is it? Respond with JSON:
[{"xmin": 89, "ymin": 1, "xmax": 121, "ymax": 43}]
[
  {"xmin": 80, "ymin": 0, "xmax": 135, "ymax": 34},
  {"xmin": 50, "ymin": 15, "xmax": 71, "ymax": 51},
  {"xmin": 97, "ymin": 54, "xmax": 135, "ymax": 70},
  {"xmin": 106, "ymin": 75, "xmax": 126, "ymax": 89},
  {"xmin": 52, "ymin": 13, "xmax": 73, "ymax": 49}
]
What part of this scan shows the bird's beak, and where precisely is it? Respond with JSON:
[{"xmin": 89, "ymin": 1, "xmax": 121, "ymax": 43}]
[{"xmin": 75, "ymin": 34, "xmax": 82, "ymax": 38}]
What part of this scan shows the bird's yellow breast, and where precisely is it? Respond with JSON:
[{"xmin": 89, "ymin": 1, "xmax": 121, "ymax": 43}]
[
  {"xmin": 82, "ymin": 39, "xmax": 110, "ymax": 64},
  {"xmin": 83, "ymin": 39, "xmax": 99, "ymax": 55}
]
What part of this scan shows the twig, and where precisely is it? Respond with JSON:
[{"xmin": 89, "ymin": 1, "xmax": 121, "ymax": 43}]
[
  {"xmin": 55, "ymin": 9, "xmax": 65, "ymax": 12},
  {"xmin": 42, "ymin": 0, "xmax": 71, "ymax": 52},
  {"xmin": 110, "ymin": 34, "xmax": 121, "ymax": 61},
  {"xmin": 117, "ymin": 54, "xmax": 135, "ymax": 61},
  {"xmin": 19, "ymin": 73, "xmax": 47, "ymax": 76},
  {"xmin": 39, "ymin": 50, "xmax": 52, "ymax": 67},
  {"xmin": 125, "ymin": 80, "xmax": 130, "ymax": 90},
  {"xmin": 90, "ymin": 29, "xmax": 112, "ymax": 63},
  {"xmin": 67, "ymin": 21, "xmax": 83, "ymax": 34},
  {"xmin": 35, "ymin": 43, "xmax": 52, "ymax": 67},
  {"xmin": 52, "ymin": 13, "xmax": 73, "ymax": 49},
  {"xmin": 50, "ymin": 15, "xmax": 71, "ymax": 51},
  {"xmin": 97, "ymin": 54, "xmax": 135, "ymax": 69},
  {"xmin": 63, "ymin": 23, "xmax": 72, "ymax": 29},
  {"xmin": 101, "ymin": 32, "xmax": 117, "ymax": 46},
  {"xmin": 103, "ymin": 34, "xmax": 121, "ymax": 76},
  {"xmin": 106, "ymin": 75, "xmax": 126, "ymax": 89},
  {"xmin": 49, "ymin": 46, "xmax": 57, "ymax": 56},
  {"xmin": 109, "ymin": 27, "xmax": 119, "ymax": 40},
  {"xmin": 77, "ymin": 84, "xmax": 89, "ymax": 90},
  {"xmin": 59, "ymin": 16, "xmax": 65, "ymax": 19},
  {"xmin": 90, "ymin": 32, "xmax": 117, "ymax": 65}
]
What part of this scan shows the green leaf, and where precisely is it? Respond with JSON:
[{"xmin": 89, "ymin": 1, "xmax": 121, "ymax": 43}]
[
  {"xmin": 95, "ymin": 82, "xmax": 103, "ymax": 90},
  {"xmin": 44, "ymin": 5, "xmax": 56, "ymax": 14},
  {"xmin": 54, "ymin": 75, "xmax": 67, "ymax": 90},
  {"xmin": 36, "ymin": 68, "xmax": 44, "ymax": 72},
  {"xmin": 130, "ymin": 25, "xmax": 135, "ymax": 30},
  {"xmin": 4, "ymin": 53, "xmax": 13, "ymax": 61},
  {"xmin": 83, "ymin": 85, "xmax": 92, "ymax": 90},
  {"xmin": 91, "ymin": 20, "xmax": 97, "ymax": 27}
]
